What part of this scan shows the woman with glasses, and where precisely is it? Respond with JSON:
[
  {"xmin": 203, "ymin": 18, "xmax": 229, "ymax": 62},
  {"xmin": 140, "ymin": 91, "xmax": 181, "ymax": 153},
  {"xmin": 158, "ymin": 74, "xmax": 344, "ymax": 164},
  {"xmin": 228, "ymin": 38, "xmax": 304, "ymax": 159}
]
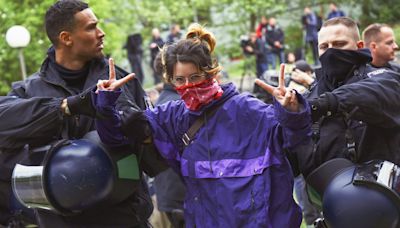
[{"xmin": 94, "ymin": 23, "xmax": 311, "ymax": 228}]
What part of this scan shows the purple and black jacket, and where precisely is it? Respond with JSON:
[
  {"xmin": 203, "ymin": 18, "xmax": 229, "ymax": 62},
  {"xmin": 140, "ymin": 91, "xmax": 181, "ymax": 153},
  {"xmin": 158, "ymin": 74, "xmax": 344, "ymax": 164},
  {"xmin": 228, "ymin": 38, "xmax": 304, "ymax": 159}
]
[{"xmin": 95, "ymin": 83, "xmax": 311, "ymax": 227}]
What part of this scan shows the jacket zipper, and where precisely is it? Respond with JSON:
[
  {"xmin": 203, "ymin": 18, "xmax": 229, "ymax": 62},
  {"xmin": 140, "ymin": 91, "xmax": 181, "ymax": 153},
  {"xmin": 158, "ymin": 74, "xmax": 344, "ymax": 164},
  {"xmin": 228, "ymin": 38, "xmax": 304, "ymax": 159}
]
[
  {"xmin": 251, "ymin": 190, "xmax": 255, "ymax": 209},
  {"xmin": 73, "ymin": 115, "xmax": 80, "ymax": 138}
]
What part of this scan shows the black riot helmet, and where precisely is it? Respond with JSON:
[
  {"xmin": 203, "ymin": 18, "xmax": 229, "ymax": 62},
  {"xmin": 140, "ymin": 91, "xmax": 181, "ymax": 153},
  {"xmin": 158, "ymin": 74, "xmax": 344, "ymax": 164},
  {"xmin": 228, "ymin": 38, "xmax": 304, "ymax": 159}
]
[
  {"xmin": 308, "ymin": 158, "xmax": 400, "ymax": 228},
  {"xmin": 12, "ymin": 139, "xmax": 115, "ymax": 215}
]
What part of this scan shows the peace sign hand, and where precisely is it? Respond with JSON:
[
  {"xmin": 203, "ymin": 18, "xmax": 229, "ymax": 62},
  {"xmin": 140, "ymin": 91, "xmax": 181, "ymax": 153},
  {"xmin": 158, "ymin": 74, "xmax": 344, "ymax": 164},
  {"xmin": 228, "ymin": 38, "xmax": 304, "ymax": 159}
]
[
  {"xmin": 255, "ymin": 64, "xmax": 300, "ymax": 112},
  {"xmin": 96, "ymin": 58, "xmax": 135, "ymax": 93}
]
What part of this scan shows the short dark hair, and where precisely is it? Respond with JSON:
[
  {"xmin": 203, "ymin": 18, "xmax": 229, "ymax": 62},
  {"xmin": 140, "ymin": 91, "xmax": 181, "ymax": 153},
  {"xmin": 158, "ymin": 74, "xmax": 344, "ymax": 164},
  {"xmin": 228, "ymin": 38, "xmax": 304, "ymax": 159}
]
[
  {"xmin": 45, "ymin": 0, "xmax": 89, "ymax": 46},
  {"xmin": 362, "ymin": 23, "xmax": 390, "ymax": 46},
  {"xmin": 322, "ymin": 17, "xmax": 360, "ymax": 41}
]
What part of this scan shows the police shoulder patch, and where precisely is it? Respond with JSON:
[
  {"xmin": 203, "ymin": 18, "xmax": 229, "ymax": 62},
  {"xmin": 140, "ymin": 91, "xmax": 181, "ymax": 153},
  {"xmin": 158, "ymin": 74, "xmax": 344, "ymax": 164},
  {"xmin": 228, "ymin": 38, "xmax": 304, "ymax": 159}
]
[{"xmin": 367, "ymin": 68, "xmax": 388, "ymax": 78}]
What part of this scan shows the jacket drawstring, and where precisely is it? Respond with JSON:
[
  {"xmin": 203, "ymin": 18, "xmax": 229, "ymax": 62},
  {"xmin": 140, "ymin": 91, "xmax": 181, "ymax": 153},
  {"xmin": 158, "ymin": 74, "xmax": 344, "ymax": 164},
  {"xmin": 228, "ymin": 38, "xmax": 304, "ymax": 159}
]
[{"xmin": 204, "ymin": 113, "xmax": 213, "ymax": 173}]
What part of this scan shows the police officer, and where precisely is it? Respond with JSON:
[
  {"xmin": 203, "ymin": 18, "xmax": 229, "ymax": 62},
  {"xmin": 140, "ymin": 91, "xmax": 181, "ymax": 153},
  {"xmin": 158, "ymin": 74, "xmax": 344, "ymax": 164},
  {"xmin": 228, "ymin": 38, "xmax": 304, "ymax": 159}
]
[
  {"xmin": 272, "ymin": 17, "xmax": 400, "ymax": 227},
  {"xmin": 0, "ymin": 0, "xmax": 163, "ymax": 227},
  {"xmin": 283, "ymin": 16, "xmax": 400, "ymax": 177},
  {"xmin": 362, "ymin": 23, "xmax": 400, "ymax": 73}
]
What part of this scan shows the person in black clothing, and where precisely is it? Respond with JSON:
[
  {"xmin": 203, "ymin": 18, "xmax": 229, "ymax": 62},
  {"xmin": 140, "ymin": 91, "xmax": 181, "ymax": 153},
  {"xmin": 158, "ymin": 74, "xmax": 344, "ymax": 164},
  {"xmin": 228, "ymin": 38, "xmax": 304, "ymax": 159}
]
[
  {"xmin": 149, "ymin": 28, "xmax": 165, "ymax": 85},
  {"xmin": 302, "ymin": 7, "xmax": 320, "ymax": 66},
  {"xmin": 0, "ymin": 0, "xmax": 162, "ymax": 227},
  {"xmin": 256, "ymin": 16, "xmax": 400, "ymax": 227},
  {"xmin": 242, "ymin": 32, "xmax": 271, "ymax": 101},
  {"xmin": 326, "ymin": 3, "xmax": 345, "ymax": 20},
  {"xmin": 244, "ymin": 32, "xmax": 268, "ymax": 78},
  {"xmin": 288, "ymin": 17, "xmax": 400, "ymax": 175},
  {"xmin": 166, "ymin": 24, "xmax": 182, "ymax": 44},
  {"xmin": 279, "ymin": 17, "xmax": 400, "ymax": 226},
  {"xmin": 152, "ymin": 83, "xmax": 186, "ymax": 228},
  {"xmin": 126, "ymin": 33, "xmax": 145, "ymax": 83},
  {"xmin": 362, "ymin": 23, "xmax": 400, "ymax": 73},
  {"xmin": 266, "ymin": 17, "xmax": 285, "ymax": 68}
]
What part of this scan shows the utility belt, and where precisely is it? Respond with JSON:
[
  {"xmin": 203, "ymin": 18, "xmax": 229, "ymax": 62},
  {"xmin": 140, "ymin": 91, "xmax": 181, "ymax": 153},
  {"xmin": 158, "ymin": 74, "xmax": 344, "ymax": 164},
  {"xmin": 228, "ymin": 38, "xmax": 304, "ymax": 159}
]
[{"xmin": 11, "ymin": 131, "xmax": 141, "ymax": 216}]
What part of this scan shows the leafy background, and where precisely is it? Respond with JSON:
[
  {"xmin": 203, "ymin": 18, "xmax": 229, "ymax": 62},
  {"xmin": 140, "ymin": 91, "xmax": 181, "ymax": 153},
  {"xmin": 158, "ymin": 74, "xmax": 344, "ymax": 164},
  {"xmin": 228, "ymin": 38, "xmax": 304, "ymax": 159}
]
[{"xmin": 1, "ymin": 0, "xmax": 399, "ymax": 94}]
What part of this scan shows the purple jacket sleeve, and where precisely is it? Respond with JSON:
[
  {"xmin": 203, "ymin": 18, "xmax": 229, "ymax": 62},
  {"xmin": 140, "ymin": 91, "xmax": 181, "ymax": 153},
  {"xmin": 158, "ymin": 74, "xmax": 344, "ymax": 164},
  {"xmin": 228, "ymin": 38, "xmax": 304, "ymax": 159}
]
[
  {"xmin": 93, "ymin": 90, "xmax": 129, "ymax": 147},
  {"xmin": 273, "ymin": 92, "xmax": 312, "ymax": 148}
]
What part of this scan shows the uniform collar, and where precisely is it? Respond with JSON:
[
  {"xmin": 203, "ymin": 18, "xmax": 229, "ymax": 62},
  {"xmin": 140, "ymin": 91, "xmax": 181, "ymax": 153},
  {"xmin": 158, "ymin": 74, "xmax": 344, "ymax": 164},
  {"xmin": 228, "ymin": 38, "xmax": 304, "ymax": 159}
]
[{"xmin": 39, "ymin": 46, "xmax": 107, "ymax": 94}]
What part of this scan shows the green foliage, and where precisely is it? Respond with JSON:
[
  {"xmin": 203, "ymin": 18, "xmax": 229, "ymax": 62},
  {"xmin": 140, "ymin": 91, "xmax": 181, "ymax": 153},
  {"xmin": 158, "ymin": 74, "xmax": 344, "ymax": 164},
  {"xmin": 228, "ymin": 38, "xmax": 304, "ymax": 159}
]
[
  {"xmin": 1, "ymin": 0, "xmax": 399, "ymax": 95},
  {"xmin": 358, "ymin": 0, "xmax": 400, "ymax": 26},
  {"xmin": 284, "ymin": 23, "xmax": 303, "ymax": 53},
  {"xmin": 0, "ymin": 0, "xmax": 53, "ymax": 94},
  {"xmin": 0, "ymin": 0, "xmax": 286, "ymax": 94},
  {"xmin": 393, "ymin": 25, "xmax": 400, "ymax": 40},
  {"xmin": 224, "ymin": 56, "xmax": 256, "ymax": 80}
]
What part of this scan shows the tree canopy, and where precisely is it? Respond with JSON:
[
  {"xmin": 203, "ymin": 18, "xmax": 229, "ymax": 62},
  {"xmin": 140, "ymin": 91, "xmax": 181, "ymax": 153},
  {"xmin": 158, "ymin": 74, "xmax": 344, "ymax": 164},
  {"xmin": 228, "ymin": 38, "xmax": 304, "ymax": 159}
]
[{"xmin": 0, "ymin": 0, "xmax": 398, "ymax": 94}]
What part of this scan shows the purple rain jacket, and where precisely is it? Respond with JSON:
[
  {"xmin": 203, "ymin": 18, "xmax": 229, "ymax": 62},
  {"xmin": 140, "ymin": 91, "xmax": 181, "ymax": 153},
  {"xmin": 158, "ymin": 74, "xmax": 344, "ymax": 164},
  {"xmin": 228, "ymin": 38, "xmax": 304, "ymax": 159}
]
[{"xmin": 96, "ymin": 83, "xmax": 311, "ymax": 228}]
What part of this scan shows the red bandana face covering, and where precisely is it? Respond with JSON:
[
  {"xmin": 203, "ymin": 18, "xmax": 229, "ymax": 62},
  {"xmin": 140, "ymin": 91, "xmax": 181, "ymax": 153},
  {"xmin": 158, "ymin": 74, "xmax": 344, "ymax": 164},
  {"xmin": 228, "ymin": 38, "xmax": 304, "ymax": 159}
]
[{"xmin": 175, "ymin": 78, "xmax": 224, "ymax": 111}]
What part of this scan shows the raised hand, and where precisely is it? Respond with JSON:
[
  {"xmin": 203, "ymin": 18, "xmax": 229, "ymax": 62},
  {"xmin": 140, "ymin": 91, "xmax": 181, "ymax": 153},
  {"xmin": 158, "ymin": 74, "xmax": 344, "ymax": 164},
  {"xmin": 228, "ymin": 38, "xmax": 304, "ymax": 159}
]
[
  {"xmin": 255, "ymin": 64, "xmax": 300, "ymax": 112},
  {"xmin": 291, "ymin": 69, "xmax": 314, "ymax": 87},
  {"xmin": 96, "ymin": 58, "xmax": 135, "ymax": 93}
]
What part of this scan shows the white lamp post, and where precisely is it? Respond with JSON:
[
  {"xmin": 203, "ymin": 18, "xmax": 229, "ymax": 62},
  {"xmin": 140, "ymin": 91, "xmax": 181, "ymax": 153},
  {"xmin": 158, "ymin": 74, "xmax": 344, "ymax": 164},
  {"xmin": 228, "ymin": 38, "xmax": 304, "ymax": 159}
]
[{"xmin": 6, "ymin": 25, "xmax": 31, "ymax": 81}]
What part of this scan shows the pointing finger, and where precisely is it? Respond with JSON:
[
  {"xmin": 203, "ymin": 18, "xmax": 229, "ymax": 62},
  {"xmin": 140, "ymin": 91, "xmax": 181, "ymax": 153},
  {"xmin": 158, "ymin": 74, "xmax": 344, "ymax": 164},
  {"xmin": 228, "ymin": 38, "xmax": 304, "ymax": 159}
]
[
  {"xmin": 255, "ymin": 78, "xmax": 274, "ymax": 95},
  {"xmin": 278, "ymin": 63, "xmax": 285, "ymax": 89},
  {"xmin": 109, "ymin": 58, "xmax": 116, "ymax": 81},
  {"xmin": 112, "ymin": 73, "xmax": 135, "ymax": 89}
]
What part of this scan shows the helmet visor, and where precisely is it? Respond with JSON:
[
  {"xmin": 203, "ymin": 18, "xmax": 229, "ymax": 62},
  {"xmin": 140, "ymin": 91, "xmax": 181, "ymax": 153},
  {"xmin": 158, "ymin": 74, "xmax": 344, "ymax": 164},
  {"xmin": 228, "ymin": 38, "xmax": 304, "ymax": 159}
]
[
  {"xmin": 12, "ymin": 164, "xmax": 55, "ymax": 211},
  {"xmin": 353, "ymin": 160, "xmax": 400, "ymax": 198}
]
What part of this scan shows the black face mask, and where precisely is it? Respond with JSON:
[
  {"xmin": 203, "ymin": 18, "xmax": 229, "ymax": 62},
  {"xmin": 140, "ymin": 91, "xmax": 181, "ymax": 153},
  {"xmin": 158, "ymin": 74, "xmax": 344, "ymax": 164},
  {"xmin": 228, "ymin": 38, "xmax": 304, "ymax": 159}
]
[{"xmin": 319, "ymin": 48, "xmax": 372, "ymax": 84}]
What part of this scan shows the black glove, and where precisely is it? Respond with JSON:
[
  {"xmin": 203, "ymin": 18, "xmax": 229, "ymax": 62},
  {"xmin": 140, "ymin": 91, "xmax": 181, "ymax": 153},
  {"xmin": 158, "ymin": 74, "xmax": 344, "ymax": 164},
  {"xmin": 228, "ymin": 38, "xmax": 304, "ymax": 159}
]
[
  {"xmin": 309, "ymin": 92, "xmax": 338, "ymax": 122},
  {"xmin": 67, "ymin": 87, "xmax": 96, "ymax": 117},
  {"xmin": 120, "ymin": 106, "xmax": 152, "ymax": 143}
]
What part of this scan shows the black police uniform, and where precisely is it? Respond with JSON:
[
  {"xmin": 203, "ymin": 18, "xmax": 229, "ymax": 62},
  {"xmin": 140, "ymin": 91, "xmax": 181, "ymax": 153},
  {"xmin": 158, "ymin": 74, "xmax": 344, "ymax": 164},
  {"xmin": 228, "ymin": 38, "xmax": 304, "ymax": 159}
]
[
  {"xmin": 0, "ymin": 47, "xmax": 162, "ymax": 227},
  {"xmin": 366, "ymin": 61, "xmax": 400, "ymax": 74},
  {"xmin": 288, "ymin": 48, "xmax": 400, "ymax": 178},
  {"xmin": 286, "ymin": 48, "xmax": 400, "ymax": 227}
]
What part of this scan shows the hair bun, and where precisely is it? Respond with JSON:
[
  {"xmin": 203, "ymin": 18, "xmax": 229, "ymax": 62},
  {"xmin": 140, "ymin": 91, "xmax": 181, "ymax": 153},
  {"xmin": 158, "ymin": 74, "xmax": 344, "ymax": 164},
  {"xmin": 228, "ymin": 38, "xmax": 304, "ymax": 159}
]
[{"xmin": 186, "ymin": 23, "xmax": 216, "ymax": 53}]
